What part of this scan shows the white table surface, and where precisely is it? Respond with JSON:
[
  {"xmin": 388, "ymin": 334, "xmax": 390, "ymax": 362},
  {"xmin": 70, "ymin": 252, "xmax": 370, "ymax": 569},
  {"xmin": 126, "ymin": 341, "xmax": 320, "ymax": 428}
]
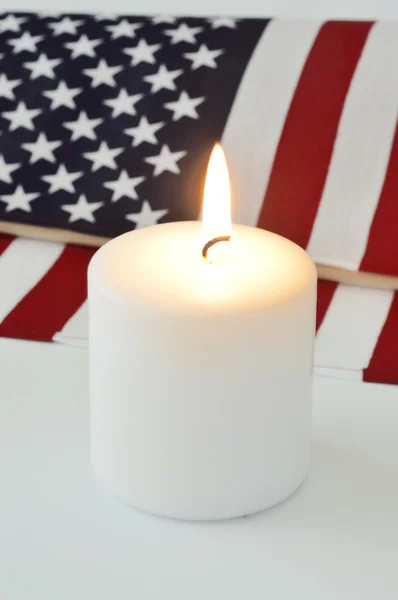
[{"xmin": 0, "ymin": 337, "xmax": 397, "ymax": 600}]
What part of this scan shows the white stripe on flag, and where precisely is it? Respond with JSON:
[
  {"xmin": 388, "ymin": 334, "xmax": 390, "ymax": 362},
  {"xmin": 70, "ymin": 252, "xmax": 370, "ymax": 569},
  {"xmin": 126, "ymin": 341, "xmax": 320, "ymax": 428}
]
[
  {"xmin": 221, "ymin": 19, "xmax": 322, "ymax": 226},
  {"xmin": 307, "ymin": 22, "xmax": 398, "ymax": 271},
  {"xmin": 53, "ymin": 300, "xmax": 88, "ymax": 347},
  {"xmin": 0, "ymin": 237, "xmax": 64, "ymax": 322},
  {"xmin": 315, "ymin": 284, "xmax": 393, "ymax": 371}
]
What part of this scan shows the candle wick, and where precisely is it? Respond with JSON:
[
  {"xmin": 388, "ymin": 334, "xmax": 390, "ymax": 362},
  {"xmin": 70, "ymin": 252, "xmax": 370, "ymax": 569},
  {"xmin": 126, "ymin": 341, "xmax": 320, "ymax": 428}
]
[{"xmin": 202, "ymin": 235, "xmax": 231, "ymax": 260}]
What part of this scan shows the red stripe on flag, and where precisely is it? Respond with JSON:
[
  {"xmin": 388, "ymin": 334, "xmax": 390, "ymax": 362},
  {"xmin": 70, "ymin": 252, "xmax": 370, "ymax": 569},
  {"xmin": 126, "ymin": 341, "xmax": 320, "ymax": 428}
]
[
  {"xmin": 360, "ymin": 124, "xmax": 398, "ymax": 276},
  {"xmin": 0, "ymin": 234, "xmax": 14, "ymax": 255},
  {"xmin": 0, "ymin": 244, "xmax": 95, "ymax": 342},
  {"xmin": 363, "ymin": 292, "xmax": 398, "ymax": 384},
  {"xmin": 316, "ymin": 279, "xmax": 337, "ymax": 332},
  {"xmin": 257, "ymin": 20, "xmax": 373, "ymax": 248}
]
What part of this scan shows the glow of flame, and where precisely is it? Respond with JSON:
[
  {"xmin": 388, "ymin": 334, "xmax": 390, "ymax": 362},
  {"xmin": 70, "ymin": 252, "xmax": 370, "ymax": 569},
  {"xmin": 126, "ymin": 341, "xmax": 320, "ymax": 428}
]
[{"xmin": 201, "ymin": 143, "xmax": 231, "ymax": 246}]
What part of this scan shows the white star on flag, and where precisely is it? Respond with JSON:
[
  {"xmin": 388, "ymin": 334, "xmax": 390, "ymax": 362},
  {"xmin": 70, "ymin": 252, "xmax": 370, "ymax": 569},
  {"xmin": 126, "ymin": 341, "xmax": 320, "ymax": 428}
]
[
  {"xmin": 84, "ymin": 141, "xmax": 123, "ymax": 171},
  {"xmin": 151, "ymin": 15, "xmax": 177, "ymax": 25},
  {"xmin": 124, "ymin": 116, "xmax": 164, "ymax": 147},
  {"xmin": 0, "ymin": 185, "xmax": 39, "ymax": 213},
  {"xmin": 3, "ymin": 102, "xmax": 41, "ymax": 131},
  {"xmin": 209, "ymin": 17, "xmax": 237, "ymax": 29},
  {"xmin": 144, "ymin": 64, "xmax": 183, "ymax": 93},
  {"xmin": 43, "ymin": 81, "xmax": 82, "ymax": 110},
  {"xmin": 145, "ymin": 144, "xmax": 187, "ymax": 176},
  {"xmin": 42, "ymin": 164, "xmax": 83, "ymax": 194},
  {"xmin": 83, "ymin": 59, "xmax": 123, "ymax": 88},
  {"xmin": 0, "ymin": 73, "xmax": 22, "ymax": 100},
  {"xmin": 106, "ymin": 19, "xmax": 143, "ymax": 39},
  {"xmin": 104, "ymin": 170, "xmax": 145, "ymax": 201},
  {"xmin": 22, "ymin": 133, "xmax": 62, "ymax": 164},
  {"xmin": 126, "ymin": 200, "xmax": 168, "ymax": 228},
  {"xmin": 7, "ymin": 31, "xmax": 44, "ymax": 54},
  {"xmin": 164, "ymin": 91, "xmax": 204, "ymax": 121},
  {"xmin": 164, "ymin": 23, "xmax": 203, "ymax": 45},
  {"xmin": 64, "ymin": 111, "xmax": 103, "ymax": 141},
  {"xmin": 124, "ymin": 39, "xmax": 162, "ymax": 66},
  {"xmin": 0, "ymin": 155, "xmax": 20, "ymax": 183},
  {"xmin": 0, "ymin": 15, "xmax": 26, "ymax": 34},
  {"xmin": 103, "ymin": 89, "xmax": 143, "ymax": 117},
  {"xmin": 0, "ymin": 14, "xmax": 28, "ymax": 33},
  {"xmin": 61, "ymin": 194, "xmax": 104, "ymax": 223},
  {"xmin": 23, "ymin": 53, "xmax": 62, "ymax": 80},
  {"xmin": 65, "ymin": 34, "xmax": 102, "ymax": 59},
  {"xmin": 184, "ymin": 44, "xmax": 223, "ymax": 69},
  {"xmin": 48, "ymin": 16, "xmax": 84, "ymax": 36}
]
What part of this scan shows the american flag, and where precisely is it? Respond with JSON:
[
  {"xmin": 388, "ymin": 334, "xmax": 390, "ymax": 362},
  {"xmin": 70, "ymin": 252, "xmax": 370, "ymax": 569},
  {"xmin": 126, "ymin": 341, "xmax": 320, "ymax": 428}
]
[
  {"xmin": 0, "ymin": 12, "xmax": 260, "ymax": 241},
  {"xmin": 0, "ymin": 13, "xmax": 398, "ymax": 384}
]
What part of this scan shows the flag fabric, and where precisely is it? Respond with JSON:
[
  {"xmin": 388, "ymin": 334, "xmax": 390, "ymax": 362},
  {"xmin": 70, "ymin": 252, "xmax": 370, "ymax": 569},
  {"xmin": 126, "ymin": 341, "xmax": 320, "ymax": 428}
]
[
  {"xmin": 1, "ymin": 13, "xmax": 398, "ymax": 385},
  {"xmin": 0, "ymin": 12, "xmax": 264, "ymax": 244},
  {"xmin": 224, "ymin": 19, "xmax": 398, "ymax": 278},
  {"xmin": 315, "ymin": 280, "xmax": 398, "ymax": 384},
  {"xmin": 1, "ymin": 232, "xmax": 398, "ymax": 385},
  {"xmin": 0, "ymin": 14, "xmax": 398, "ymax": 277}
]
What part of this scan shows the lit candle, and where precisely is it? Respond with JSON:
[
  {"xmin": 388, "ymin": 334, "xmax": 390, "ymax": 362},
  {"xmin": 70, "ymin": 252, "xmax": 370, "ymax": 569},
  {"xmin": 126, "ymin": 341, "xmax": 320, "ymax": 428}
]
[{"xmin": 88, "ymin": 144, "xmax": 317, "ymax": 520}]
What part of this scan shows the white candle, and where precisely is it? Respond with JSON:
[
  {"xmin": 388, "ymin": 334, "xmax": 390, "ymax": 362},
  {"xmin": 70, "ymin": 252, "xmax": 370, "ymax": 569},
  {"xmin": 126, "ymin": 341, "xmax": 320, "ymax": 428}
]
[{"xmin": 88, "ymin": 146, "xmax": 317, "ymax": 520}]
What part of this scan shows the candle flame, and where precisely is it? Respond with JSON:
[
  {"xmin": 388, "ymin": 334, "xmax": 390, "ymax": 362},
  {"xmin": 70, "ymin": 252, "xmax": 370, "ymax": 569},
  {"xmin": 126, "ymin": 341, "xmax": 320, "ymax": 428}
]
[{"xmin": 202, "ymin": 143, "xmax": 231, "ymax": 253}]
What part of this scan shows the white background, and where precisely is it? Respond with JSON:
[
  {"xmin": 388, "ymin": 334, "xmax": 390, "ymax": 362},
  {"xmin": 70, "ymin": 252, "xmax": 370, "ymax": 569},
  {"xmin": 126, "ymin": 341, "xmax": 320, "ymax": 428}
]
[{"xmin": 6, "ymin": 0, "xmax": 398, "ymax": 20}]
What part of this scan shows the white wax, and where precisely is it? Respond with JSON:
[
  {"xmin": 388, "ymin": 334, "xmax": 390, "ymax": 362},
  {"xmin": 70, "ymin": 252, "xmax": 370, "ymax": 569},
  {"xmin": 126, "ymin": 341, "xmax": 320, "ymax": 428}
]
[{"xmin": 88, "ymin": 222, "xmax": 317, "ymax": 520}]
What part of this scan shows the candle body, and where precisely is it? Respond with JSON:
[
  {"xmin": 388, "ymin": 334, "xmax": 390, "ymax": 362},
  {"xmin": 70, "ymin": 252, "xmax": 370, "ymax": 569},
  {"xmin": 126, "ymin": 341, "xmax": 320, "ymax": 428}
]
[{"xmin": 88, "ymin": 223, "xmax": 316, "ymax": 520}]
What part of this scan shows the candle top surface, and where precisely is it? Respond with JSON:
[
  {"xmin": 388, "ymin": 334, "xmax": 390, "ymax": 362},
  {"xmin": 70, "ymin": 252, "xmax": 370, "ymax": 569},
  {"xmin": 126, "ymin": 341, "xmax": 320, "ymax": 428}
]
[{"xmin": 89, "ymin": 222, "xmax": 316, "ymax": 315}]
